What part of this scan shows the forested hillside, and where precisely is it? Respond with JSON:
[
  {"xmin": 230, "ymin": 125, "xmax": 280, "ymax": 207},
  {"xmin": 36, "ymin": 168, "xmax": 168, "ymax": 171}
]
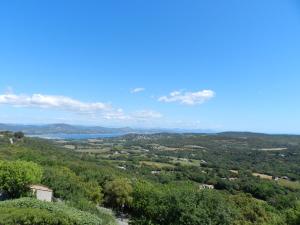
[{"xmin": 0, "ymin": 132, "xmax": 299, "ymax": 224}]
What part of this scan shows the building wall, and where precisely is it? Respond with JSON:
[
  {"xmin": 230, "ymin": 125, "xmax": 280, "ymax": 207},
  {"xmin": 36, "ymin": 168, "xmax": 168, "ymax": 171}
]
[{"xmin": 36, "ymin": 190, "xmax": 52, "ymax": 202}]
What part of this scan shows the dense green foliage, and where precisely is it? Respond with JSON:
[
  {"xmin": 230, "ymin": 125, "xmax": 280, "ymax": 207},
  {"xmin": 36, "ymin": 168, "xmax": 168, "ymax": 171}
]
[
  {"xmin": 104, "ymin": 178, "xmax": 133, "ymax": 210},
  {"xmin": 0, "ymin": 160, "xmax": 42, "ymax": 198},
  {"xmin": 129, "ymin": 181, "xmax": 287, "ymax": 225},
  {"xmin": 43, "ymin": 166, "xmax": 103, "ymax": 204},
  {"xmin": 0, "ymin": 198, "xmax": 116, "ymax": 225},
  {"xmin": 285, "ymin": 202, "xmax": 300, "ymax": 225},
  {"xmin": 130, "ymin": 181, "xmax": 234, "ymax": 225}
]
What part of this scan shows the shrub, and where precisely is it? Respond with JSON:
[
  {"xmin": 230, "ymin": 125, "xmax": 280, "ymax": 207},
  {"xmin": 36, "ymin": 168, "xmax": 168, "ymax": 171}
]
[
  {"xmin": 0, "ymin": 197, "xmax": 117, "ymax": 225},
  {"xmin": 0, "ymin": 160, "xmax": 43, "ymax": 198}
]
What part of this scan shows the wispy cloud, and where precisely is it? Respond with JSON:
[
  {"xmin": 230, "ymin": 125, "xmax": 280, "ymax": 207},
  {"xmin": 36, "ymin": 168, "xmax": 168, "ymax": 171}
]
[
  {"xmin": 0, "ymin": 93, "xmax": 110, "ymax": 111},
  {"xmin": 158, "ymin": 90, "xmax": 215, "ymax": 105},
  {"xmin": 0, "ymin": 93, "xmax": 127, "ymax": 120},
  {"xmin": 0, "ymin": 92, "xmax": 163, "ymax": 122},
  {"xmin": 130, "ymin": 87, "xmax": 145, "ymax": 94}
]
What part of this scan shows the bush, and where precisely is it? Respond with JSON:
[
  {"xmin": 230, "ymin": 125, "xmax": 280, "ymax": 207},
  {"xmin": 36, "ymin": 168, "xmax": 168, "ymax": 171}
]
[
  {"xmin": 130, "ymin": 181, "xmax": 236, "ymax": 225},
  {"xmin": 0, "ymin": 197, "xmax": 117, "ymax": 225},
  {"xmin": 13, "ymin": 132, "xmax": 24, "ymax": 139},
  {"xmin": 0, "ymin": 160, "xmax": 43, "ymax": 198},
  {"xmin": 0, "ymin": 208, "xmax": 70, "ymax": 225},
  {"xmin": 43, "ymin": 166, "xmax": 103, "ymax": 204},
  {"xmin": 285, "ymin": 201, "xmax": 300, "ymax": 225}
]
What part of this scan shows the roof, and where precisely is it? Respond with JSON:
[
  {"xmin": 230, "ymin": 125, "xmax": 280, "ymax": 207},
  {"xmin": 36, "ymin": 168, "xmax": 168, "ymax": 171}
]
[{"xmin": 30, "ymin": 185, "xmax": 53, "ymax": 192}]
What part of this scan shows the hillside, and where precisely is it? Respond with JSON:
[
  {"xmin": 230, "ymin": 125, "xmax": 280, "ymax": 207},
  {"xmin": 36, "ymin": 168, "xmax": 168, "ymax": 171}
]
[{"xmin": 0, "ymin": 132, "xmax": 299, "ymax": 224}]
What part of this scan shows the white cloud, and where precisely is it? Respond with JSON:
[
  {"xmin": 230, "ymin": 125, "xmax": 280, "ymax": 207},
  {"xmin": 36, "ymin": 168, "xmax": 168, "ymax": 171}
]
[
  {"xmin": 130, "ymin": 87, "xmax": 145, "ymax": 94},
  {"xmin": 158, "ymin": 90, "xmax": 215, "ymax": 105},
  {"xmin": 0, "ymin": 93, "xmax": 126, "ymax": 120},
  {"xmin": 0, "ymin": 92, "xmax": 163, "ymax": 123},
  {"xmin": 0, "ymin": 93, "xmax": 109, "ymax": 111}
]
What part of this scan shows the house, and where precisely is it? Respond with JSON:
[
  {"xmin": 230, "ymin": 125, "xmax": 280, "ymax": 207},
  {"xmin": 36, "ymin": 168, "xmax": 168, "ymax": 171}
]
[
  {"xmin": 117, "ymin": 166, "xmax": 126, "ymax": 170},
  {"xmin": 30, "ymin": 185, "xmax": 53, "ymax": 202},
  {"xmin": 151, "ymin": 170, "xmax": 161, "ymax": 175},
  {"xmin": 199, "ymin": 184, "xmax": 215, "ymax": 190}
]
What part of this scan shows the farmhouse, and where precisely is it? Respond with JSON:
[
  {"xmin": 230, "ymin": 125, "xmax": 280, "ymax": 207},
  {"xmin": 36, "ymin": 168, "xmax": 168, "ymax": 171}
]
[
  {"xmin": 30, "ymin": 185, "xmax": 53, "ymax": 202},
  {"xmin": 199, "ymin": 184, "xmax": 215, "ymax": 190}
]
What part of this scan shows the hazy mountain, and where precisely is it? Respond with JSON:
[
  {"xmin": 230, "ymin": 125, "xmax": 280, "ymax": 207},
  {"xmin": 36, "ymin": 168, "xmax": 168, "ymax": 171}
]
[
  {"xmin": 0, "ymin": 123, "xmax": 135, "ymax": 135},
  {"xmin": 0, "ymin": 123, "xmax": 216, "ymax": 135}
]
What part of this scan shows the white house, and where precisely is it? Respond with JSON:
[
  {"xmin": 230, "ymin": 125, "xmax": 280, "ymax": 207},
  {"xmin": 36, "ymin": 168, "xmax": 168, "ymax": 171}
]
[
  {"xmin": 117, "ymin": 166, "xmax": 126, "ymax": 170},
  {"xmin": 199, "ymin": 184, "xmax": 215, "ymax": 190},
  {"xmin": 30, "ymin": 185, "xmax": 53, "ymax": 202},
  {"xmin": 151, "ymin": 170, "xmax": 161, "ymax": 175}
]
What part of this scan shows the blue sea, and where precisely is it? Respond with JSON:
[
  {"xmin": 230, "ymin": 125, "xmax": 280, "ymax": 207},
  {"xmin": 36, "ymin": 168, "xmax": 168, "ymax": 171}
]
[{"xmin": 28, "ymin": 133, "xmax": 126, "ymax": 140}]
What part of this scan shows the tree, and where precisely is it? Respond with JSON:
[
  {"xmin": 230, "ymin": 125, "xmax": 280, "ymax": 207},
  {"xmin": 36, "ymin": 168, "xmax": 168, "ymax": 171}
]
[
  {"xmin": 42, "ymin": 166, "xmax": 103, "ymax": 205},
  {"xmin": 104, "ymin": 178, "xmax": 133, "ymax": 211},
  {"xmin": 0, "ymin": 160, "xmax": 43, "ymax": 198},
  {"xmin": 130, "ymin": 181, "xmax": 236, "ymax": 225},
  {"xmin": 14, "ymin": 132, "xmax": 24, "ymax": 139},
  {"xmin": 285, "ymin": 201, "xmax": 300, "ymax": 225},
  {"xmin": 230, "ymin": 194, "xmax": 285, "ymax": 225}
]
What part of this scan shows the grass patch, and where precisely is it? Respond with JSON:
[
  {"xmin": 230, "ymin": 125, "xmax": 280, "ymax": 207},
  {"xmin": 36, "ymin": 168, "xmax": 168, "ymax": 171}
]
[
  {"xmin": 140, "ymin": 161, "xmax": 175, "ymax": 169},
  {"xmin": 277, "ymin": 179, "xmax": 300, "ymax": 190}
]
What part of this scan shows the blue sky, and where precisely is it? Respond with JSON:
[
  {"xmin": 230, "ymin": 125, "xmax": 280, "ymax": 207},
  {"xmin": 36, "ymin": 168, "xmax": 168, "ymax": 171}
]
[{"xmin": 0, "ymin": 0, "xmax": 300, "ymax": 133}]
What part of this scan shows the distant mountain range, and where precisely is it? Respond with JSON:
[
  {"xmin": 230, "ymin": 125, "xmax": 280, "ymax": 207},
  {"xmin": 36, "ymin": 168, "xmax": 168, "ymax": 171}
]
[
  {"xmin": 1, "ymin": 123, "xmax": 298, "ymax": 137},
  {"xmin": 0, "ymin": 123, "xmax": 215, "ymax": 135},
  {"xmin": 0, "ymin": 123, "xmax": 135, "ymax": 135}
]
